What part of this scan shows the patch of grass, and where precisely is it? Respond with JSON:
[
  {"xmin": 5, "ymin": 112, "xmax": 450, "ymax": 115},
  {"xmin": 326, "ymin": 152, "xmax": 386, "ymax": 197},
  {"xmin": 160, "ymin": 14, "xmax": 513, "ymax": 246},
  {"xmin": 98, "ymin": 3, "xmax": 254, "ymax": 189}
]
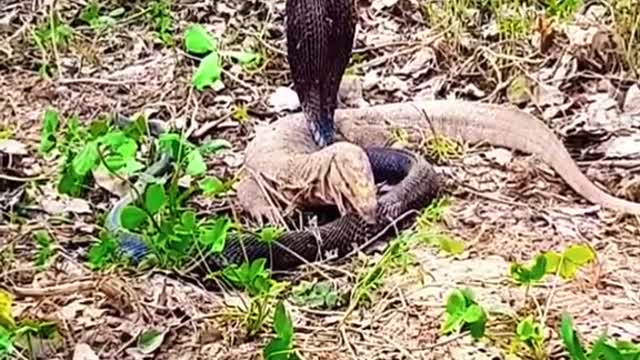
[
  {"xmin": 0, "ymin": 290, "xmax": 62, "ymax": 359},
  {"xmin": 231, "ymin": 104, "xmax": 250, "ymax": 125},
  {"xmin": 344, "ymin": 234, "xmax": 415, "ymax": 318},
  {"xmin": 422, "ymin": 134, "xmax": 464, "ymax": 163},
  {"xmin": 32, "ymin": 14, "xmax": 73, "ymax": 51},
  {"xmin": 215, "ymin": 258, "xmax": 288, "ymax": 337},
  {"xmin": 291, "ymin": 280, "xmax": 341, "ymax": 310},
  {"xmin": 560, "ymin": 313, "xmax": 640, "ymax": 360},
  {"xmin": 612, "ymin": 0, "xmax": 640, "ymax": 75},
  {"xmin": 78, "ymin": 0, "xmax": 124, "ymax": 33},
  {"xmin": 33, "ymin": 230, "xmax": 55, "ymax": 270},
  {"xmin": 38, "ymin": 109, "xmax": 155, "ymax": 198},
  {"xmin": 146, "ymin": 0, "xmax": 174, "ymax": 46}
]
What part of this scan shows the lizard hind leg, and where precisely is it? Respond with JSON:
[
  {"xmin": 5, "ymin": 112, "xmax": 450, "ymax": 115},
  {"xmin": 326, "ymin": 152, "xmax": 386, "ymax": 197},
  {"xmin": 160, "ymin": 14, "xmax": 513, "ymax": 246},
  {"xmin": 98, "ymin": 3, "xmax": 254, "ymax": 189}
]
[{"xmin": 288, "ymin": 141, "xmax": 378, "ymax": 224}]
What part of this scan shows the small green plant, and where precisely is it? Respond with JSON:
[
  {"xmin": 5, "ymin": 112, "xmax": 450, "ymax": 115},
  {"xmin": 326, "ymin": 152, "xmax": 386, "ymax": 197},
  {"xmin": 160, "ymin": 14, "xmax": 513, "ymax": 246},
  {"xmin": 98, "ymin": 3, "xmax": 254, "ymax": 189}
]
[
  {"xmin": 231, "ymin": 104, "xmax": 250, "ymax": 124},
  {"xmin": 263, "ymin": 301, "xmax": 299, "ymax": 360},
  {"xmin": 78, "ymin": 1, "xmax": 123, "ymax": 32},
  {"xmin": 510, "ymin": 253, "xmax": 547, "ymax": 301},
  {"xmin": 345, "ymin": 236, "xmax": 414, "ymax": 317},
  {"xmin": 423, "ymin": 134, "xmax": 463, "ymax": 163},
  {"xmin": 219, "ymin": 258, "xmax": 287, "ymax": 336},
  {"xmin": 183, "ymin": 24, "xmax": 259, "ymax": 91},
  {"xmin": 33, "ymin": 230, "xmax": 54, "ymax": 270},
  {"xmin": 291, "ymin": 280, "xmax": 340, "ymax": 310},
  {"xmin": 39, "ymin": 109, "xmax": 145, "ymax": 196},
  {"xmin": 87, "ymin": 231, "xmax": 127, "ymax": 271},
  {"xmin": 32, "ymin": 14, "xmax": 73, "ymax": 51},
  {"xmin": 559, "ymin": 313, "xmax": 640, "ymax": 360},
  {"xmin": 0, "ymin": 290, "xmax": 61, "ymax": 359},
  {"xmin": 413, "ymin": 198, "xmax": 465, "ymax": 256},
  {"xmin": 543, "ymin": 0, "xmax": 582, "ymax": 20},
  {"xmin": 543, "ymin": 244, "xmax": 595, "ymax": 280},
  {"xmin": 441, "ymin": 288, "xmax": 488, "ymax": 340},
  {"xmin": 198, "ymin": 176, "xmax": 234, "ymax": 198},
  {"xmin": 147, "ymin": 0, "xmax": 174, "ymax": 46},
  {"xmin": 511, "ymin": 316, "xmax": 547, "ymax": 359}
]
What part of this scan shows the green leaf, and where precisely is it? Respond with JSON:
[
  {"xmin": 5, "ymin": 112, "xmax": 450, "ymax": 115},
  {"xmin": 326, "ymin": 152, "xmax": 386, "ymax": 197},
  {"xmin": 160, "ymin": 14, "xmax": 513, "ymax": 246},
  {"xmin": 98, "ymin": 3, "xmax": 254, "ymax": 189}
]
[
  {"xmin": 120, "ymin": 206, "xmax": 148, "ymax": 230},
  {"xmin": 199, "ymin": 176, "xmax": 225, "ymax": 196},
  {"xmin": 144, "ymin": 183, "xmax": 166, "ymax": 215},
  {"xmin": 559, "ymin": 313, "xmax": 588, "ymax": 360},
  {"xmin": 564, "ymin": 245, "xmax": 594, "ymax": 266},
  {"xmin": 529, "ymin": 255, "xmax": 547, "ymax": 281},
  {"xmin": 249, "ymin": 258, "xmax": 267, "ymax": 280},
  {"xmin": 180, "ymin": 211, "xmax": 197, "ymax": 231},
  {"xmin": 114, "ymin": 138, "xmax": 137, "ymax": 158},
  {"xmin": 199, "ymin": 217, "xmax": 230, "ymax": 253},
  {"xmin": 184, "ymin": 24, "xmax": 217, "ymax": 54},
  {"xmin": 136, "ymin": 329, "xmax": 165, "ymax": 354},
  {"xmin": 0, "ymin": 290, "xmax": 15, "ymax": 330},
  {"xmin": 462, "ymin": 304, "xmax": 483, "ymax": 323},
  {"xmin": 221, "ymin": 50, "xmax": 258, "ymax": 64},
  {"xmin": 544, "ymin": 251, "xmax": 562, "ymax": 274},
  {"xmin": 185, "ymin": 149, "xmax": 207, "ymax": 176},
  {"xmin": 517, "ymin": 317, "xmax": 535, "ymax": 341},
  {"xmin": 441, "ymin": 313, "xmax": 463, "ymax": 334},
  {"xmin": 87, "ymin": 236, "xmax": 119, "ymax": 270},
  {"xmin": 39, "ymin": 108, "xmax": 60, "ymax": 154},
  {"xmin": 88, "ymin": 118, "xmax": 109, "ymax": 138},
  {"xmin": 263, "ymin": 336, "xmax": 292, "ymax": 360},
  {"xmin": 559, "ymin": 260, "xmax": 578, "ymax": 280},
  {"xmin": 192, "ymin": 51, "xmax": 222, "ymax": 91},
  {"xmin": 445, "ymin": 289, "xmax": 466, "ymax": 316},
  {"xmin": 199, "ymin": 139, "xmax": 232, "ymax": 155},
  {"xmin": 589, "ymin": 335, "xmax": 624, "ymax": 360},
  {"xmin": 0, "ymin": 326, "xmax": 14, "ymax": 354},
  {"xmin": 73, "ymin": 141, "xmax": 100, "ymax": 176},
  {"xmin": 468, "ymin": 314, "xmax": 487, "ymax": 339},
  {"xmin": 438, "ymin": 237, "xmax": 465, "ymax": 255},
  {"xmin": 273, "ymin": 301, "xmax": 293, "ymax": 341},
  {"xmin": 510, "ymin": 262, "xmax": 531, "ymax": 284},
  {"xmin": 258, "ymin": 226, "xmax": 283, "ymax": 244}
]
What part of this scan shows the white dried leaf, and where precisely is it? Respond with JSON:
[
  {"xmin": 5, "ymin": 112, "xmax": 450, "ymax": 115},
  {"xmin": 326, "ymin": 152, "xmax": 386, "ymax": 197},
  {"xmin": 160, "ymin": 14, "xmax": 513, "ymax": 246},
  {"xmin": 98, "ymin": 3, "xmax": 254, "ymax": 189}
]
[
  {"xmin": 93, "ymin": 168, "xmax": 128, "ymax": 197},
  {"xmin": 268, "ymin": 86, "xmax": 300, "ymax": 112},
  {"xmin": 461, "ymin": 83, "xmax": 485, "ymax": 98},
  {"xmin": 379, "ymin": 75, "xmax": 408, "ymax": 92},
  {"xmin": 362, "ymin": 71, "xmax": 380, "ymax": 91},
  {"xmin": 372, "ymin": 0, "xmax": 399, "ymax": 11},
  {"xmin": 565, "ymin": 24, "xmax": 599, "ymax": 47},
  {"xmin": 40, "ymin": 197, "xmax": 92, "ymax": 215},
  {"xmin": 483, "ymin": 148, "xmax": 513, "ymax": 166},
  {"xmin": 73, "ymin": 343, "xmax": 100, "ymax": 360},
  {"xmin": 602, "ymin": 135, "xmax": 640, "ymax": 158},
  {"xmin": 0, "ymin": 139, "xmax": 28, "ymax": 155},
  {"xmin": 533, "ymin": 83, "xmax": 565, "ymax": 106},
  {"xmin": 623, "ymin": 84, "xmax": 640, "ymax": 115},
  {"xmin": 400, "ymin": 47, "xmax": 436, "ymax": 75}
]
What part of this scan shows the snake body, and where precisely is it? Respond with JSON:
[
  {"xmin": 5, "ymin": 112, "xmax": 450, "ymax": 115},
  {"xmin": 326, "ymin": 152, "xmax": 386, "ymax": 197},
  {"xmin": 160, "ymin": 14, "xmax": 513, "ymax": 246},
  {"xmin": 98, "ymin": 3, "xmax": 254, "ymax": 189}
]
[
  {"xmin": 108, "ymin": 142, "xmax": 442, "ymax": 271},
  {"xmin": 109, "ymin": 0, "xmax": 442, "ymax": 271}
]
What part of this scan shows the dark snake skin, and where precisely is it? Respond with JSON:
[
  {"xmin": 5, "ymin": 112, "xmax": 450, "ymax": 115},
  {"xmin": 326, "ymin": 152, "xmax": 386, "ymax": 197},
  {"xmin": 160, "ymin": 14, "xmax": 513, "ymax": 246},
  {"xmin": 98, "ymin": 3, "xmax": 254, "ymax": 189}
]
[{"xmin": 286, "ymin": 0, "xmax": 357, "ymax": 147}]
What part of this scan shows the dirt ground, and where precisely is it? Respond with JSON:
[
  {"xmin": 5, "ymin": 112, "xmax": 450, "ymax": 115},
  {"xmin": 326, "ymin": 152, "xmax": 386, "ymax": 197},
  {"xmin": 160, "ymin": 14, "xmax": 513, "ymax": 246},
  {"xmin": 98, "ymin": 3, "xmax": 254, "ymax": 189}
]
[{"xmin": 1, "ymin": 0, "xmax": 639, "ymax": 359}]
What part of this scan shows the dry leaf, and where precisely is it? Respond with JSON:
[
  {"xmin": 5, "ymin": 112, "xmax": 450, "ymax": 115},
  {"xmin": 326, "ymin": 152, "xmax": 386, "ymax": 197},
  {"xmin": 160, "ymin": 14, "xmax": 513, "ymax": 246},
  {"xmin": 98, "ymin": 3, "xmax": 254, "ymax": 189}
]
[
  {"xmin": 268, "ymin": 86, "xmax": 299, "ymax": 112},
  {"xmin": 72, "ymin": 343, "xmax": 100, "ymax": 360},
  {"xmin": 0, "ymin": 139, "xmax": 28, "ymax": 155},
  {"xmin": 623, "ymin": 84, "xmax": 640, "ymax": 115}
]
